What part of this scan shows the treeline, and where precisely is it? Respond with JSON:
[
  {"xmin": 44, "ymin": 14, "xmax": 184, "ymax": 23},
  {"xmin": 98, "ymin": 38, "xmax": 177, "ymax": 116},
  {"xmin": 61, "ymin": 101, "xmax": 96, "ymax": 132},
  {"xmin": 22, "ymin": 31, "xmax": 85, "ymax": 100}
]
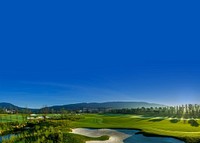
[
  {"xmin": 107, "ymin": 104, "xmax": 200, "ymax": 118},
  {"xmin": 0, "ymin": 114, "xmax": 85, "ymax": 143},
  {"xmin": 0, "ymin": 108, "xmax": 6, "ymax": 114},
  {"xmin": 1, "ymin": 121, "xmax": 85, "ymax": 143}
]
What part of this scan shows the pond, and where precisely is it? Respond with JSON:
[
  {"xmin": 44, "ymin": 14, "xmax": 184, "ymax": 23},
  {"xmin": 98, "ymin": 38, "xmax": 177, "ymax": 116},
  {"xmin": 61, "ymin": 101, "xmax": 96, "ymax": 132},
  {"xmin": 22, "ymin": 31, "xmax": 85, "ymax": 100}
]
[
  {"xmin": 0, "ymin": 134, "xmax": 15, "ymax": 142},
  {"xmin": 118, "ymin": 129, "xmax": 185, "ymax": 143},
  {"xmin": 0, "ymin": 129, "xmax": 185, "ymax": 143}
]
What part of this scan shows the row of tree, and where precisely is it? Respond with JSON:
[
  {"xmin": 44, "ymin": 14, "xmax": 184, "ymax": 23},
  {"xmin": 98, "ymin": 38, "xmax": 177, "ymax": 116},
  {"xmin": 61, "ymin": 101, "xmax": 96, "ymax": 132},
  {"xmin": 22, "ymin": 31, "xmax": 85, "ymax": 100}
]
[
  {"xmin": 107, "ymin": 104, "xmax": 200, "ymax": 118},
  {"xmin": 2, "ymin": 104, "xmax": 200, "ymax": 119}
]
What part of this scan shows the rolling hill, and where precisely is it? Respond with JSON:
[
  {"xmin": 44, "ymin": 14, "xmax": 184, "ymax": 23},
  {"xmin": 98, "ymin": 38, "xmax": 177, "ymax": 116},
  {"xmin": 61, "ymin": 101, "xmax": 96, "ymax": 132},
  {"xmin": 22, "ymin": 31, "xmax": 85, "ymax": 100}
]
[
  {"xmin": 0, "ymin": 102, "xmax": 166, "ymax": 112},
  {"xmin": 47, "ymin": 102, "xmax": 166, "ymax": 111},
  {"xmin": 0, "ymin": 102, "xmax": 20, "ymax": 109}
]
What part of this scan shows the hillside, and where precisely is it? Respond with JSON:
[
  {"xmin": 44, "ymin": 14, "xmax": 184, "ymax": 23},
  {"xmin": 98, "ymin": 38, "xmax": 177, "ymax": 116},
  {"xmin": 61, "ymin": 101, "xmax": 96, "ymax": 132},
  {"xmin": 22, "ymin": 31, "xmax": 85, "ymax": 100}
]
[
  {"xmin": 0, "ymin": 102, "xmax": 19, "ymax": 109},
  {"xmin": 0, "ymin": 102, "xmax": 166, "ymax": 112},
  {"xmin": 47, "ymin": 102, "xmax": 166, "ymax": 111}
]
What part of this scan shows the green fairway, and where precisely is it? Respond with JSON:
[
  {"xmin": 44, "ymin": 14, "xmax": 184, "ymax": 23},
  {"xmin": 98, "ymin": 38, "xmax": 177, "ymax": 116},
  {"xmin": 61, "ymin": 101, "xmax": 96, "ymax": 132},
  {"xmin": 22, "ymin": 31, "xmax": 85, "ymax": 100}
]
[
  {"xmin": 71, "ymin": 114, "xmax": 200, "ymax": 143},
  {"xmin": 0, "ymin": 114, "xmax": 25, "ymax": 123},
  {"xmin": 2, "ymin": 113, "xmax": 200, "ymax": 142}
]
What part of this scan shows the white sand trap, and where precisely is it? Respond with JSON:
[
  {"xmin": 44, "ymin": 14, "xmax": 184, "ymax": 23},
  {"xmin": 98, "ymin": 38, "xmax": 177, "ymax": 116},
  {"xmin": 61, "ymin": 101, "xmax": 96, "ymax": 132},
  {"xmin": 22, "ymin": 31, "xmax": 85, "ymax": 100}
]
[{"xmin": 71, "ymin": 128, "xmax": 130, "ymax": 143}]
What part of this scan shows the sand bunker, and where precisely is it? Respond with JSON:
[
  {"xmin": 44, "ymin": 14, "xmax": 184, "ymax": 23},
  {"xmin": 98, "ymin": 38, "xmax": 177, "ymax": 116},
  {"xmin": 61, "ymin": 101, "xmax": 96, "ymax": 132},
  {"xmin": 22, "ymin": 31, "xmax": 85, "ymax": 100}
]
[{"xmin": 71, "ymin": 128, "xmax": 130, "ymax": 143}]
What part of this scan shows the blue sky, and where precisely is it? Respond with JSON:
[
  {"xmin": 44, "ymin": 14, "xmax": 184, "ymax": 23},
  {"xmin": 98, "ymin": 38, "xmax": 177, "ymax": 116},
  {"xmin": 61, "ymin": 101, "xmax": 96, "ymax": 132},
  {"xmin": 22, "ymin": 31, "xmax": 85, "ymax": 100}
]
[{"xmin": 0, "ymin": 1, "xmax": 200, "ymax": 108}]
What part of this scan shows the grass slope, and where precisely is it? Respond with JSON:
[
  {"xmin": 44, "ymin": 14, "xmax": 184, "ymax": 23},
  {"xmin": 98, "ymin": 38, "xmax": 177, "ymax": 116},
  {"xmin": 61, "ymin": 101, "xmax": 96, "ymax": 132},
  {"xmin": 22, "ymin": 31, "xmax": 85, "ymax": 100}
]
[
  {"xmin": 0, "ymin": 114, "xmax": 24, "ymax": 123},
  {"xmin": 71, "ymin": 114, "xmax": 200, "ymax": 143}
]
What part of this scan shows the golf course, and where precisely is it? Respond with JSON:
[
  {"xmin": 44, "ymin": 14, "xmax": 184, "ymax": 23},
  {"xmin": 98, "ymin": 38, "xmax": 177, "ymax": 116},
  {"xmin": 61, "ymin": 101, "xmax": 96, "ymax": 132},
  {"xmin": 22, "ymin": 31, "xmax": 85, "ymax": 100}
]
[
  {"xmin": 1, "ymin": 111, "xmax": 200, "ymax": 142},
  {"xmin": 71, "ymin": 114, "xmax": 200, "ymax": 143},
  {"xmin": 2, "ymin": 103, "xmax": 200, "ymax": 143}
]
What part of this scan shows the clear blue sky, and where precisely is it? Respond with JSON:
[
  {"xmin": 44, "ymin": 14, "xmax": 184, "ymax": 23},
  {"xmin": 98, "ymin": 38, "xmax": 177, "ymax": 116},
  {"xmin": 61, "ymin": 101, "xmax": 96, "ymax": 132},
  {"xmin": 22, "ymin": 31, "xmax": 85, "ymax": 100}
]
[{"xmin": 0, "ymin": 1, "xmax": 200, "ymax": 108}]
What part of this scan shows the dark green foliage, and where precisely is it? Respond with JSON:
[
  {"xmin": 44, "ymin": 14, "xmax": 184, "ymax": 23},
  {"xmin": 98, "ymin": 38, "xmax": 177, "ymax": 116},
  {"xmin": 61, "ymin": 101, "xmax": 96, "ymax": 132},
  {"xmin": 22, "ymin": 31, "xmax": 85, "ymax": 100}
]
[
  {"xmin": 1, "ymin": 116, "xmax": 109, "ymax": 143},
  {"xmin": 108, "ymin": 104, "xmax": 200, "ymax": 119},
  {"xmin": 188, "ymin": 119, "xmax": 199, "ymax": 127}
]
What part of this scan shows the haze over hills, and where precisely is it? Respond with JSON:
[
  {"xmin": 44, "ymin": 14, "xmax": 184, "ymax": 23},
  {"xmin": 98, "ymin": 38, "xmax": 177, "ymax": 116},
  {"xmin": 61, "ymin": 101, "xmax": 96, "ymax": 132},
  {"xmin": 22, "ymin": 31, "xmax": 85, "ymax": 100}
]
[
  {"xmin": 0, "ymin": 102, "xmax": 166, "ymax": 112},
  {"xmin": 47, "ymin": 102, "xmax": 166, "ymax": 110},
  {"xmin": 0, "ymin": 102, "xmax": 20, "ymax": 109}
]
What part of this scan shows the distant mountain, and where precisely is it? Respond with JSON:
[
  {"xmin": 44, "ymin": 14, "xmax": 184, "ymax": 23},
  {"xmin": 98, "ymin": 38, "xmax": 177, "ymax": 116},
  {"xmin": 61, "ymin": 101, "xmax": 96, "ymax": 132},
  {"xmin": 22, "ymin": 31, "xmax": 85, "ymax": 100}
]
[
  {"xmin": 47, "ymin": 102, "xmax": 166, "ymax": 111},
  {"xmin": 0, "ymin": 102, "xmax": 37, "ymax": 112},
  {"xmin": 0, "ymin": 102, "xmax": 20, "ymax": 109},
  {"xmin": 0, "ymin": 102, "xmax": 166, "ymax": 113}
]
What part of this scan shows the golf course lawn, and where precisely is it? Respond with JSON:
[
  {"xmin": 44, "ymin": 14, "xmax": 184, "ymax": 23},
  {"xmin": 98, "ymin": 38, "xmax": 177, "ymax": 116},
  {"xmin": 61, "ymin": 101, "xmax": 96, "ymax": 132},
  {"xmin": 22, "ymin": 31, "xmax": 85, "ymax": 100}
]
[
  {"xmin": 0, "ymin": 114, "xmax": 24, "ymax": 122},
  {"xmin": 71, "ymin": 114, "xmax": 200, "ymax": 142}
]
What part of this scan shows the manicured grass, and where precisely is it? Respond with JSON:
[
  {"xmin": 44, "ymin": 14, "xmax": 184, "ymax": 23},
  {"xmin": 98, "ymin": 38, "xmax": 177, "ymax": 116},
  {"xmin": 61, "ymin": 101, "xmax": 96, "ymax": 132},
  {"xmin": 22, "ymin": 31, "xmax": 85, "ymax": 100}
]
[
  {"xmin": 2, "ymin": 113, "xmax": 200, "ymax": 142},
  {"xmin": 0, "ymin": 114, "xmax": 25, "ymax": 123},
  {"xmin": 71, "ymin": 114, "xmax": 200, "ymax": 142},
  {"xmin": 0, "ymin": 114, "xmax": 62, "ymax": 123}
]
